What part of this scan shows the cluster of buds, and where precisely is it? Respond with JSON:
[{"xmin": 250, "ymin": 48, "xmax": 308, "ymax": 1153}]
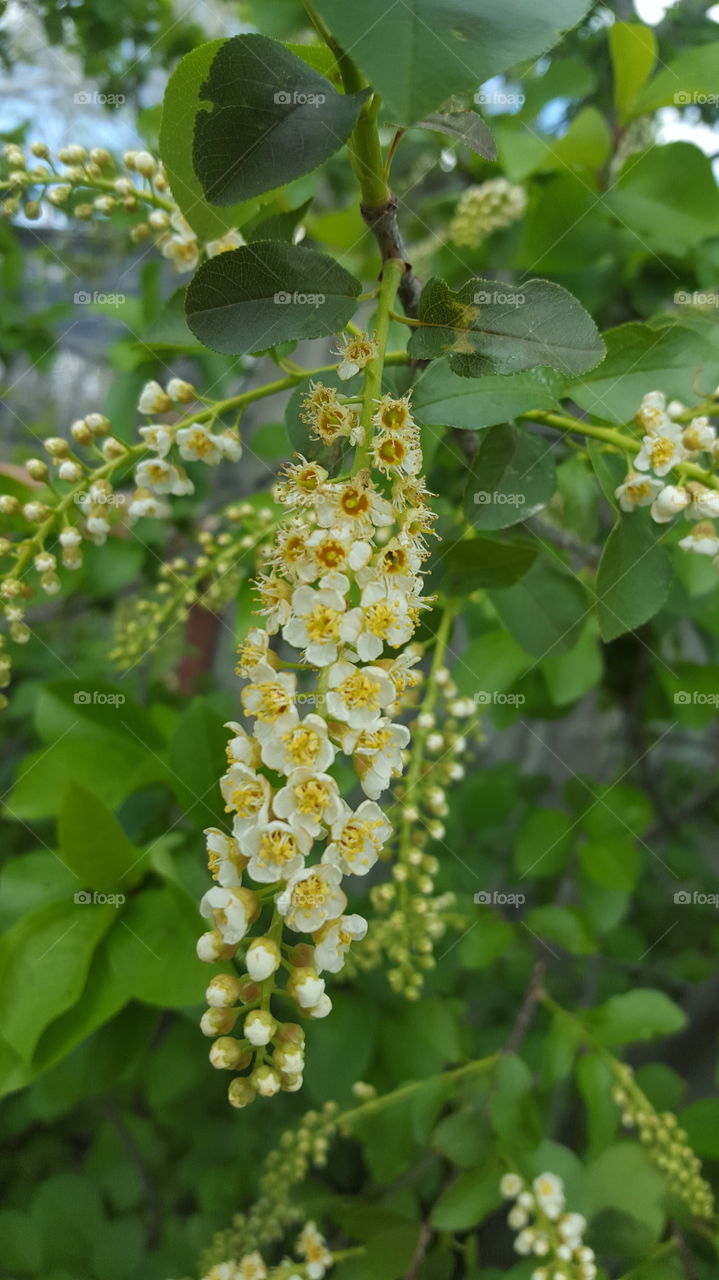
[
  {"xmin": 611, "ymin": 1065, "xmax": 714, "ymax": 1218},
  {"xmin": 448, "ymin": 178, "xmax": 527, "ymax": 248},
  {"xmin": 500, "ymin": 1172, "xmax": 596, "ymax": 1279},
  {"xmin": 616, "ymin": 390, "xmax": 719, "ymax": 561},
  {"xmin": 203, "ymin": 1222, "xmax": 333, "ymax": 1280},
  {"xmin": 195, "ymin": 382, "xmax": 439, "ymax": 1105},
  {"xmin": 356, "ymin": 666, "xmax": 477, "ymax": 997},
  {"xmin": 205, "ymin": 1103, "xmax": 339, "ymax": 1265},
  {"xmin": 111, "ymin": 501, "xmax": 277, "ymax": 671},
  {"xmin": 1, "ymin": 142, "xmax": 243, "ymax": 268}
]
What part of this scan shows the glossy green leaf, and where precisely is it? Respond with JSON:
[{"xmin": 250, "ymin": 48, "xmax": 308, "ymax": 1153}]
[
  {"xmin": 436, "ymin": 538, "xmax": 538, "ymax": 595},
  {"xmin": 107, "ymin": 885, "xmax": 212, "ymax": 1006},
  {"xmin": 412, "ymin": 359, "xmax": 564, "ymax": 431},
  {"xmin": 465, "ymin": 421, "xmax": 556, "ymax": 531},
  {"xmin": 588, "ymin": 989, "xmax": 687, "ymax": 1046},
  {"xmin": 409, "ymin": 277, "xmax": 605, "ymax": 377},
  {"xmin": 606, "ymin": 143, "xmax": 719, "ymax": 254},
  {"xmin": 168, "ymin": 697, "xmax": 227, "ymax": 827},
  {"xmin": 609, "ymin": 23, "xmax": 657, "ymax": 122},
  {"xmin": 58, "ymin": 784, "xmax": 140, "ymax": 891},
  {"xmin": 430, "ymin": 1165, "xmax": 503, "ymax": 1230},
  {"xmin": 415, "ymin": 111, "xmax": 495, "ymax": 160},
  {"xmin": 596, "ymin": 513, "xmax": 672, "ymax": 642},
  {"xmin": 185, "ymin": 240, "xmax": 361, "ymax": 355},
  {"xmin": 579, "ymin": 836, "xmax": 641, "ymax": 893},
  {"xmin": 633, "ymin": 41, "xmax": 719, "ymax": 116},
  {"xmin": 193, "ymin": 35, "xmax": 368, "ymax": 205},
  {"xmin": 489, "ymin": 557, "xmax": 589, "ymax": 657}
]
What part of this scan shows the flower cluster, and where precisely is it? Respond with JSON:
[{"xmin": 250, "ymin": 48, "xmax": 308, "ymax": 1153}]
[
  {"xmin": 616, "ymin": 390, "xmax": 719, "ymax": 562},
  {"xmin": 202, "ymin": 1222, "xmax": 333, "ymax": 1280},
  {"xmin": 354, "ymin": 661, "xmax": 475, "ymax": 997},
  {"xmin": 195, "ymin": 388, "xmax": 438, "ymax": 1104},
  {"xmin": 449, "ymin": 178, "xmax": 527, "ymax": 249},
  {"xmin": 500, "ymin": 1172, "xmax": 596, "ymax": 1279},
  {"xmin": 1, "ymin": 142, "xmax": 243, "ymax": 268},
  {"xmin": 611, "ymin": 1066, "xmax": 714, "ymax": 1218},
  {"xmin": 111, "ymin": 501, "xmax": 277, "ymax": 672}
]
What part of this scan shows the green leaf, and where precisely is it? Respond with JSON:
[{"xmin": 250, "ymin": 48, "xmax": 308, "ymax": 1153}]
[
  {"xmin": 490, "ymin": 1053, "xmax": 541, "ymax": 1149},
  {"xmin": 539, "ymin": 106, "xmax": 611, "ymax": 172},
  {"xmin": 0, "ymin": 851, "xmax": 78, "ymax": 929},
  {"xmin": 5, "ymin": 737, "xmax": 164, "ymax": 822},
  {"xmin": 576, "ymin": 1054, "xmax": 619, "ymax": 1158},
  {"xmin": 584, "ymin": 1143, "xmax": 666, "ymax": 1238},
  {"xmin": 432, "ymin": 1109, "xmax": 493, "ymax": 1168},
  {"xmin": 0, "ymin": 1209, "xmax": 42, "ymax": 1273},
  {"xmin": 524, "ymin": 905, "xmax": 596, "ymax": 955},
  {"xmin": 582, "ymin": 783, "xmax": 653, "ymax": 840},
  {"xmin": 515, "ymin": 809, "xmax": 574, "ymax": 879},
  {"xmin": 609, "ymin": 23, "xmax": 657, "ymax": 122},
  {"xmin": 452, "ymin": 630, "xmax": 529, "ymax": 698},
  {"xmin": 107, "ymin": 885, "xmax": 212, "ymax": 1006},
  {"xmin": 679, "ymin": 1099, "xmax": 719, "ymax": 1158},
  {"xmin": 430, "ymin": 1165, "xmax": 503, "ymax": 1231},
  {"xmin": 605, "ymin": 143, "xmax": 719, "ymax": 254},
  {"xmin": 489, "ymin": 557, "xmax": 589, "ymax": 657},
  {"xmin": 0, "ymin": 899, "xmax": 117, "ymax": 1060},
  {"xmin": 34, "ymin": 678, "xmax": 165, "ymax": 751},
  {"xmin": 169, "ymin": 697, "xmax": 227, "ymax": 827},
  {"xmin": 311, "ymin": 0, "xmax": 592, "ymax": 127},
  {"xmin": 437, "ymin": 538, "xmax": 538, "ymax": 595},
  {"xmin": 247, "ymin": 197, "xmax": 314, "ymax": 244},
  {"xmin": 159, "ymin": 40, "xmax": 267, "ymax": 240},
  {"xmin": 412, "ymin": 359, "xmax": 563, "ymax": 431},
  {"xmin": 185, "ymin": 240, "xmax": 361, "ymax": 355},
  {"xmin": 32, "ymin": 944, "xmax": 128, "ymax": 1075},
  {"xmin": 566, "ymin": 322, "xmax": 719, "ymax": 424},
  {"xmin": 415, "ymin": 111, "xmax": 495, "ymax": 160},
  {"xmin": 409, "ymin": 277, "xmax": 605, "ymax": 377},
  {"xmin": 596, "ymin": 513, "xmax": 672, "ymax": 642},
  {"xmin": 579, "ymin": 836, "xmax": 641, "ymax": 893},
  {"xmin": 633, "ymin": 41, "xmax": 719, "ymax": 116},
  {"xmin": 542, "ymin": 622, "xmax": 602, "ymax": 706},
  {"xmin": 193, "ymin": 35, "xmax": 368, "ymax": 206},
  {"xmin": 588, "ymin": 989, "xmax": 687, "ymax": 1047},
  {"xmin": 465, "ymin": 421, "xmax": 556, "ymax": 531},
  {"xmin": 58, "ymin": 784, "xmax": 140, "ymax": 891}
]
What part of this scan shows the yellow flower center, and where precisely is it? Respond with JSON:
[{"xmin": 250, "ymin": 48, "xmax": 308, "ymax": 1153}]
[
  {"xmin": 649, "ymin": 437, "xmax": 676, "ymax": 469},
  {"xmin": 379, "ymin": 401, "xmax": 410, "ymax": 431},
  {"xmin": 254, "ymin": 680, "xmax": 292, "ymax": 721},
  {"xmin": 293, "ymin": 778, "xmax": 330, "ymax": 816},
  {"xmin": 228, "ymin": 781, "xmax": 264, "ymax": 817},
  {"xmin": 340, "ymin": 671, "xmax": 381, "ymax": 710},
  {"xmin": 625, "ymin": 481, "xmax": 652, "ymax": 503},
  {"xmin": 305, "ymin": 603, "xmax": 342, "ymax": 643},
  {"xmin": 185, "ymin": 428, "xmax": 214, "ymax": 456},
  {"xmin": 340, "ymin": 486, "xmax": 369, "ymax": 518},
  {"xmin": 283, "ymin": 727, "xmax": 322, "ymax": 768},
  {"xmin": 356, "ymin": 726, "xmax": 393, "ymax": 752},
  {"xmin": 377, "ymin": 437, "xmax": 406, "ymax": 467},
  {"xmin": 316, "ymin": 537, "xmax": 346, "ymax": 569},
  {"xmin": 257, "ymin": 829, "xmax": 297, "ymax": 867},
  {"xmin": 365, "ymin": 601, "xmax": 398, "ymax": 637},
  {"xmin": 293, "ymin": 873, "xmax": 329, "ymax": 908}
]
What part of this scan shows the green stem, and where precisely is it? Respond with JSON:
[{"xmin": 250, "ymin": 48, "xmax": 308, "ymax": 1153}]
[
  {"xmin": 353, "ymin": 258, "xmax": 405, "ymax": 471},
  {"xmin": 338, "ymin": 1052, "xmax": 497, "ymax": 1130}
]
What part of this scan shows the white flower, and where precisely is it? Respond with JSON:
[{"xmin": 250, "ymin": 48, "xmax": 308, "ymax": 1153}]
[
  {"xmin": 372, "ymin": 429, "xmax": 422, "ymax": 477},
  {"xmin": 679, "ymin": 523, "xmax": 719, "ymax": 556},
  {"xmin": 241, "ymin": 664, "xmax": 298, "ymax": 737},
  {"xmin": 138, "ymin": 423, "xmax": 173, "ymax": 456},
  {"xmin": 558, "ymin": 1212, "xmax": 586, "ymax": 1243},
  {"xmin": 342, "ymin": 719, "xmax": 410, "ymax": 799},
  {"xmin": 127, "ymin": 490, "xmax": 171, "ymax": 520},
  {"xmin": 533, "ymin": 1172, "xmax": 565, "ymax": 1216},
  {"xmin": 244, "ymin": 1010, "xmax": 276, "ymax": 1046},
  {"xmin": 289, "ymin": 967, "xmax": 326, "ymax": 1008},
  {"xmin": 295, "ymin": 1221, "xmax": 333, "ymax": 1279},
  {"xmin": 277, "ymin": 863, "xmax": 347, "ymax": 932},
  {"xmin": 204, "ymin": 827, "xmax": 246, "ymax": 887},
  {"xmin": 260, "ymin": 714, "xmax": 336, "ymax": 775},
  {"xmin": 633, "ymin": 426, "xmax": 686, "ymax": 477},
  {"xmin": 508, "ymin": 1206, "xmax": 529, "ymax": 1229},
  {"xmin": 683, "ymin": 416, "xmax": 716, "ymax": 453},
  {"xmin": 341, "ymin": 581, "xmax": 415, "ymax": 660},
  {"xmin": 252, "ymin": 1065, "xmax": 281, "ymax": 1097},
  {"xmin": 224, "ymin": 720, "xmax": 261, "ymax": 767},
  {"xmin": 274, "ymin": 768, "xmax": 344, "ymax": 838},
  {"xmin": 220, "ymin": 763, "xmax": 271, "ymax": 837},
  {"xmin": 166, "ymin": 377, "xmax": 195, "ymax": 403},
  {"xmin": 650, "ymin": 484, "xmax": 689, "ymax": 523},
  {"xmin": 689, "ymin": 484, "xmax": 719, "ymax": 519},
  {"xmin": 315, "ymin": 477, "xmax": 394, "ymax": 536},
  {"xmin": 137, "ymin": 380, "xmax": 171, "ymax": 415},
  {"xmin": 614, "ymin": 472, "xmax": 663, "ymax": 512},
  {"xmin": 323, "ymin": 800, "xmax": 392, "ymax": 875},
  {"xmin": 135, "ymin": 457, "xmax": 194, "ymax": 496},
  {"xmin": 306, "ymin": 992, "xmax": 333, "ymax": 1019},
  {"xmin": 176, "ymin": 424, "xmax": 242, "ymax": 464},
  {"xmin": 305, "ymin": 526, "xmax": 372, "ymax": 578},
  {"xmin": 313, "ymin": 913, "xmax": 368, "ymax": 972},
  {"xmin": 244, "ymin": 820, "xmax": 309, "ymax": 884},
  {"xmin": 282, "ymin": 584, "xmax": 346, "ymax": 666},
  {"xmin": 274, "ymin": 1044, "xmax": 304, "ymax": 1074},
  {"xmin": 199, "ymin": 886, "xmax": 256, "ymax": 944},
  {"xmin": 500, "ymin": 1173, "xmax": 524, "ymax": 1199},
  {"xmin": 245, "ymin": 937, "xmax": 281, "ymax": 981},
  {"xmin": 635, "ymin": 390, "xmax": 671, "ymax": 434},
  {"xmin": 162, "ymin": 213, "xmax": 200, "ymax": 272},
  {"xmin": 333, "ymin": 332, "xmax": 377, "ymax": 381},
  {"xmin": 206, "ymin": 229, "xmax": 245, "ymax": 257},
  {"xmin": 514, "ymin": 1229, "xmax": 536, "ymax": 1255},
  {"xmin": 234, "ymin": 629, "xmax": 271, "ymax": 678},
  {"xmin": 326, "ymin": 659, "xmax": 396, "ymax": 729}
]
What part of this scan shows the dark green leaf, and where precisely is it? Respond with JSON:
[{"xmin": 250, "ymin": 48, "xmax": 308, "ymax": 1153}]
[
  {"xmin": 609, "ymin": 23, "xmax": 657, "ymax": 122},
  {"xmin": 193, "ymin": 34, "xmax": 368, "ymax": 205},
  {"xmin": 408, "ymin": 277, "xmax": 605, "ymax": 377},
  {"xmin": 185, "ymin": 240, "xmax": 361, "ymax": 355},
  {"xmin": 465, "ymin": 422, "xmax": 556, "ymax": 532},
  {"xmin": 437, "ymin": 538, "xmax": 538, "ymax": 595},
  {"xmin": 515, "ymin": 808, "xmax": 574, "ymax": 878},
  {"xmin": 605, "ymin": 144, "xmax": 719, "ymax": 254},
  {"xmin": 413, "ymin": 359, "xmax": 564, "ymax": 430},
  {"xmin": 588, "ymin": 990, "xmax": 687, "ymax": 1046},
  {"xmin": 169, "ymin": 698, "xmax": 227, "ymax": 826},
  {"xmin": 596, "ymin": 513, "xmax": 672, "ymax": 642},
  {"xmin": 489, "ymin": 557, "xmax": 589, "ymax": 657},
  {"xmin": 415, "ymin": 111, "xmax": 495, "ymax": 160},
  {"xmin": 524, "ymin": 905, "xmax": 596, "ymax": 955},
  {"xmin": 430, "ymin": 1165, "xmax": 503, "ymax": 1230},
  {"xmin": 58, "ymin": 784, "xmax": 140, "ymax": 891}
]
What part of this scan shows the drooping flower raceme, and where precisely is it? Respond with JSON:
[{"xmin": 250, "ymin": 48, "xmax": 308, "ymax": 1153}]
[
  {"xmin": 500, "ymin": 1172, "xmax": 596, "ymax": 1279},
  {"xmin": 195, "ymin": 380, "xmax": 437, "ymax": 1107}
]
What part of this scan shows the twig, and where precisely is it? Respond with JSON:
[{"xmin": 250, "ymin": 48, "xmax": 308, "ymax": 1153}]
[{"xmin": 505, "ymin": 957, "xmax": 546, "ymax": 1053}]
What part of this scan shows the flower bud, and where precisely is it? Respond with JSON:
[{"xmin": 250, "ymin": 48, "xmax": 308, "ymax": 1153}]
[
  {"xmin": 209, "ymin": 1037, "xmax": 250, "ymax": 1070},
  {"xmin": 58, "ymin": 460, "xmax": 82, "ymax": 483},
  {"xmin": 205, "ymin": 973, "xmax": 242, "ymax": 1008},
  {"xmin": 288, "ymin": 967, "xmax": 325, "ymax": 1009},
  {"xmin": 199, "ymin": 1007, "xmax": 236, "ymax": 1037},
  {"xmin": 25, "ymin": 458, "xmax": 48, "ymax": 481},
  {"xmin": 0, "ymin": 495, "xmax": 19, "ymax": 515},
  {"xmin": 245, "ymin": 937, "xmax": 281, "ymax": 981},
  {"xmin": 30, "ymin": 141, "xmax": 49, "ymax": 159},
  {"xmin": 196, "ymin": 930, "xmax": 235, "ymax": 963},
  {"xmin": 228, "ymin": 1077, "xmax": 256, "ymax": 1109},
  {"xmin": 250, "ymin": 1064, "xmax": 281, "ymax": 1097},
  {"xmin": 244, "ymin": 1009, "xmax": 277, "ymax": 1047},
  {"xmin": 133, "ymin": 151, "xmax": 156, "ymax": 176}
]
